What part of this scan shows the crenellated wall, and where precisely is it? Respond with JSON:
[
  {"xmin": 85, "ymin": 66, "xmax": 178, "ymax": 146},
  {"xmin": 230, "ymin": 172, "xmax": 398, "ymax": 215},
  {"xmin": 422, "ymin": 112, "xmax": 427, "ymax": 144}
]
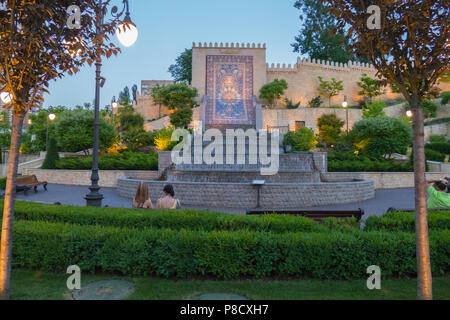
[{"xmin": 266, "ymin": 57, "xmax": 401, "ymax": 107}]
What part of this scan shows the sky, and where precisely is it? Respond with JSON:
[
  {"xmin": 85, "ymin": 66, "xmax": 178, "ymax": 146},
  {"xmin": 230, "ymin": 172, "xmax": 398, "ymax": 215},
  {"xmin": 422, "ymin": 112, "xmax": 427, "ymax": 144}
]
[{"xmin": 44, "ymin": 0, "xmax": 303, "ymax": 108}]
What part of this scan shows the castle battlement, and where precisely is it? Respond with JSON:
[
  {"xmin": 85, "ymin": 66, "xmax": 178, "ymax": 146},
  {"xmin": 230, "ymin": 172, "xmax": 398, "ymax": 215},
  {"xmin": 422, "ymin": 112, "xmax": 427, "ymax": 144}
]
[
  {"xmin": 192, "ymin": 42, "xmax": 266, "ymax": 49},
  {"xmin": 267, "ymin": 57, "xmax": 375, "ymax": 72}
]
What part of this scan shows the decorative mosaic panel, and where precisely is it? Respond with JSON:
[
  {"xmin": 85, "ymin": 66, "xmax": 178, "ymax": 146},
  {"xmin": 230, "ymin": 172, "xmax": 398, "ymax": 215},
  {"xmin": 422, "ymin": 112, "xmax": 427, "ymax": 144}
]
[{"xmin": 205, "ymin": 55, "xmax": 255, "ymax": 127}]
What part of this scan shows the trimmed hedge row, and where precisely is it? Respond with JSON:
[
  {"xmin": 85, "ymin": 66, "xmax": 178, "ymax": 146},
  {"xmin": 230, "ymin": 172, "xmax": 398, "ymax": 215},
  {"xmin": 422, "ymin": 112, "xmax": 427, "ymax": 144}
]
[
  {"xmin": 3, "ymin": 201, "xmax": 359, "ymax": 234},
  {"xmin": 12, "ymin": 220, "xmax": 450, "ymax": 279},
  {"xmin": 365, "ymin": 211, "xmax": 450, "ymax": 232}
]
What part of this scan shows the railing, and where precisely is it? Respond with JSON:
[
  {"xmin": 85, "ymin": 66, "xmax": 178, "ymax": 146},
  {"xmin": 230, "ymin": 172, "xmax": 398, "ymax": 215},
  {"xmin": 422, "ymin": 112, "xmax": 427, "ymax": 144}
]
[{"xmin": 267, "ymin": 125, "xmax": 290, "ymax": 135}]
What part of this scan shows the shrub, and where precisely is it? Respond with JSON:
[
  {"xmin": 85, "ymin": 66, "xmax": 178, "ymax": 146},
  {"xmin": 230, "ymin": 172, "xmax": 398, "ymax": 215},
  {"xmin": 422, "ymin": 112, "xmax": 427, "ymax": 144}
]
[
  {"xmin": 283, "ymin": 128, "xmax": 317, "ymax": 152},
  {"xmin": 11, "ymin": 220, "xmax": 449, "ymax": 279},
  {"xmin": 259, "ymin": 79, "xmax": 288, "ymax": 107},
  {"xmin": 429, "ymin": 135, "xmax": 448, "ymax": 144},
  {"xmin": 328, "ymin": 151, "xmax": 414, "ymax": 172},
  {"xmin": 404, "ymin": 100, "xmax": 439, "ymax": 119},
  {"xmin": 308, "ymin": 96, "xmax": 323, "ymax": 108},
  {"xmin": 317, "ymin": 114, "xmax": 344, "ymax": 147},
  {"xmin": 365, "ymin": 211, "xmax": 450, "ymax": 232},
  {"xmin": 425, "ymin": 149, "xmax": 446, "ymax": 162},
  {"xmin": 284, "ymin": 98, "xmax": 301, "ymax": 109},
  {"xmin": 362, "ymin": 100, "xmax": 386, "ymax": 119},
  {"xmin": 41, "ymin": 138, "xmax": 59, "ymax": 169},
  {"xmin": 440, "ymin": 91, "xmax": 450, "ymax": 105},
  {"xmin": 121, "ymin": 129, "xmax": 156, "ymax": 152},
  {"xmin": 55, "ymin": 152, "xmax": 158, "ymax": 170},
  {"xmin": 155, "ymin": 127, "xmax": 178, "ymax": 151},
  {"xmin": 426, "ymin": 143, "xmax": 450, "ymax": 155},
  {"xmin": 2, "ymin": 200, "xmax": 333, "ymax": 234},
  {"xmin": 352, "ymin": 117, "xmax": 412, "ymax": 159},
  {"xmin": 0, "ymin": 177, "xmax": 6, "ymax": 190},
  {"xmin": 170, "ymin": 107, "xmax": 193, "ymax": 128}
]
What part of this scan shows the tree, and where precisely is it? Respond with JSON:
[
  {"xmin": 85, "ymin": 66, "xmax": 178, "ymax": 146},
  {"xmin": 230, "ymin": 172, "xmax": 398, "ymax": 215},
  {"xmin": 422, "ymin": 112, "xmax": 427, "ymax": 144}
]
[
  {"xmin": 362, "ymin": 101, "xmax": 387, "ymax": 119},
  {"xmin": 357, "ymin": 74, "xmax": 386, "ymax": 104},
  {"xmin": 41, "ymin": 138, "xmax": 59, "ymax": 169},
  {"xmin": 26, "ymin": 107, "xmax": 67, "ymax": 152},
  {"xmin": 151, "ymin": 84, "xmax": 165, "ymax": 118},
  {"xmin": 321, "ymin": 0, "xmax": 449, "ymax": 299},
  {"xmin": 131, "ymin": 84, "xmax": 138, "ymax": 103},
  {"xmin": 259, "ymin": 79, "xmax": 288, "ymax": 108},
  {"xmin": 170, "ymin": 107, "xmax": 193, "ymax": 128},
  {"xmin": 317, "ymin": 114, "xmax": 345, "ymax": 147},
  {"xmin": 292, "ymin": 0, "xmax": 353, "ymax": 63},
  {"xmin": 119, "ymin": 86, "xmax": 131, "ymax": 106},
  {"xmin": 117, "ymin": 108, "xmax": 145, "ymax": 133},
  {"xmin": 405, "ymin": 100, "xmax": 439, "ymax": 119},
  {"xmin": 317, "ymin": 76, "xmax": 344, "ymax": 106},
  {"xmin": 151, "ymin": 83, "xmax": 198, "ymax": 110},
  {"xmin": 55, "ymin": 110, "xmax": 118, "ymax": 155},
  {"xmin": 0, "ymin": 1, "xmax": 122, "ymax": 299},
  {"xmin": 285, "ymin": 98, "xmax": 301, "ymax": 109},
  {"xmin": 168, "ymin": 49, "xmax": 192, "ymax": 84}
]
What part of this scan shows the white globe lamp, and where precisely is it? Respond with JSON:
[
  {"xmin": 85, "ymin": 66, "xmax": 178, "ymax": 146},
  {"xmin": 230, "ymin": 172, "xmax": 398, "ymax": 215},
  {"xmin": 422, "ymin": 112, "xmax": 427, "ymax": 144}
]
[
  {"xmin": 116, "ymin": 18, "xmax": 138, "ymax": 48},
  {"xmin": 1, "ymin": 92, "xmax": 12, "ymax": 104}
]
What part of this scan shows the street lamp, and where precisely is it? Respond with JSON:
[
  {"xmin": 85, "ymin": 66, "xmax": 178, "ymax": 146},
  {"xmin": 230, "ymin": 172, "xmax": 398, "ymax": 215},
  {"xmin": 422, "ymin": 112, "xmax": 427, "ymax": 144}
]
[
  {"xmin": 85, "ymin": 0, "xmax": 138, "ymax": 207},
  {"xmin": 406, "ymin": 110, "xmax": 413, "ymax": 118},
  {"xmin": 111, "ymin": 96, "xmax": 118, "ymax": 123},
  {"xmin": 1, "ymin": 92, "xmax": 12, "ymax": 105},
  {"xmin": 46, "ymin": 112, "xmax": 56, "ymax": 152},
  {"xmin": 342, "ymin": 96, "xmax": 349, "ymax": 134}
]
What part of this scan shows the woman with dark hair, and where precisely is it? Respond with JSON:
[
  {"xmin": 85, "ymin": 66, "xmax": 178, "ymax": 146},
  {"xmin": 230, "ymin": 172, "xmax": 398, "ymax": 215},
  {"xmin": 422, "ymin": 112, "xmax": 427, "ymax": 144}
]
[
  {"xmin": 156, "ymin": 184, "xmax": 181, "ymax": 209},
  {"xmin": 133, "ymin": 183, "xmax": 153, "ymax": 209}
]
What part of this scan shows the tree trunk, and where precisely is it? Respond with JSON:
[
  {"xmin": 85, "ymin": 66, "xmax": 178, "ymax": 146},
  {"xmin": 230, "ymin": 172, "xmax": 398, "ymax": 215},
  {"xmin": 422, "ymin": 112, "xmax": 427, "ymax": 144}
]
[
  {"xmin": 411, "ymin": 97, "xmax": 433, "ymax": 300},
  {"xmin": 0, "ymin": 111, "xmax": 25, "ymax": 300}
]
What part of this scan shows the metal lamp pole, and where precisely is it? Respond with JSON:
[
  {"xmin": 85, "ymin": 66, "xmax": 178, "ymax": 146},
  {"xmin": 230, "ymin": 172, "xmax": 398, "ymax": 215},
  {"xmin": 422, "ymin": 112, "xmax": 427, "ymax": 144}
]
[
  {"xmin": 342, "ymin": 96, "xmax": 349, "ymax": 134},
  {"xmin": 85, "ymin": 0, "xmax": 136, "ymax": 207}
]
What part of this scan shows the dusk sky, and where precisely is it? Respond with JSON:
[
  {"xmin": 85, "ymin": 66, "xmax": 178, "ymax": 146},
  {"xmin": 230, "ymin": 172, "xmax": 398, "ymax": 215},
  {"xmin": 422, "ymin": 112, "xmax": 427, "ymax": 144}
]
[{"xmin": 44, "ymin": 0, "xmax": 303, "ymax": 108}]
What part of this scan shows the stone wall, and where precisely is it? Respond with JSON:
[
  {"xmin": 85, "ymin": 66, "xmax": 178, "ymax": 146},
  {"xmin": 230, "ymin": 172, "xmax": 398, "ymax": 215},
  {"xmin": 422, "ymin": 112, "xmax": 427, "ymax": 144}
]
[
  {"xmin": 325, "ymin": 172, "xmax": 449, "ymax": 189},
  {"xmin": 22, "ymin": 169, "xmax": 159, "ymax": 188},
  {"xmin": 118, "ymin": 178, "xmax": 375, "ymax": 209}
]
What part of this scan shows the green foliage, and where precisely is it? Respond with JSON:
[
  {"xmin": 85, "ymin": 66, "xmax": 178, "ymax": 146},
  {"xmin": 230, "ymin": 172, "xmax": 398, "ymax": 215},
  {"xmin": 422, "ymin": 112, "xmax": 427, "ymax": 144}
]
[
  {"xmin": 405, "ymin": 100, "xmax": 439, "ymax": 119},
  {"xmin": 328, "ymin": 151, "xmax": 414, "ymax": 172},
  {"xmin": 150, "ymin": 83, "xmax": 198, "ymax": 110},
  {"xmin": 55, "ymin": 152, "xmax": 158, "ymax": 171},
  {"xmin": 283, "ymin": 127, "xmax": 317, "ymax": 152},
  {"xmin": 41, "ymin": 138, "xmax": 59, "ymax": 169},
  {"xmin": 291, "ymin": 0, "xmax": 359, "ymax": 63},
  {"xmin": 317, "ymin": 114, "xmax": 344, "ymax": 147},
  {"xmin": 308, "ymin": 96, "xmax": 323, "ymax": 108},
  {"xmin": 365, "ymin": 211, "xmax": 450, "ymax": 233},
  {"xmin": 317, "ymin": 76, "xmax": 344, "ymax": 106},
  {"xmin": 117, "ymin": 107, "xmax": 145, "ymax": 133},
  {"xmin": 121, "ymin": 129, "xmax": 156, "ymax": 152},
  {"xmin": 440, "ymin": 91, "xmax": 450, "ymax": 105},
  {"xmin": 425, "ymin": 117, "xmax": 450, "ymax": 127},
  {"xmin": 352, "ymin": 117, "xmax": 412, "ymax": 159},
  {"xmin": 362, "ymin": 100, "xmax": 387, "ymax": 119},
  {"xmin": 0, "ymin": 177, "xmax": 6, "ymax": 190},
  {"xmin": 0, "ymin": 111, "xmax": 11, "ymax": 151},
  {"xmin": 10, "ymin": 219, "xmax": 449, "ymax": 279},
  {"xmin": 168, "ymin": 49, "xmax": 193, "ymax": 84},
  {"xmin": 155, "ymin": 127, "xmax": 178, "ymax": 151},
  {"xmin": 425, "ymin": 149, "xmax": 446, "ymax": 162},
  {"xmin": 119, "ymin": 86, "xmax": 131, "ymax": 106},
  {"xmin": 429, "ymin": 135, "xmax": 449, "ymax": 144},
  {"xmin": 25, "ymin": 107, "xmax": 66, "ymax": 152},
  {"xmin": 55, "ymin": 109, "xmax": 117, "ymax": 154},
  {"xmin": 170, "ymin": 107, "xmax": 193, "ymax": 128},
  {"xmin": 259, "ymin": 79, "xmax": 288, "ymax": 107},
  {"xmin": 284, "ymin": 98, "xmax": 301, "ymax": 109},
  {"xmin": 357, "ymin": 74, "xmax": 385, "ymax": 102},
  {"xmin": 426, "ymin": 143, "xmax": 450, "ymax": 156}
]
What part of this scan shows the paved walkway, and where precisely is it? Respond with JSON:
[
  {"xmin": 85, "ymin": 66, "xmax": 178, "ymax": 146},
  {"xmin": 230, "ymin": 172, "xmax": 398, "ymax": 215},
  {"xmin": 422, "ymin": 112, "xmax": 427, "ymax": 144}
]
[{"xmin": 14, "ymin": 184, "xmax": 417, "ymax": 218}]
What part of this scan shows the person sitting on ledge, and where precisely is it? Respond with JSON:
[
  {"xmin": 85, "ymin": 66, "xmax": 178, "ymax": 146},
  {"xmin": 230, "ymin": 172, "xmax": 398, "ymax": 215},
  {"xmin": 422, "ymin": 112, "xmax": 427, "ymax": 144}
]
[
  {"xmin": 133, "ymin": 183, "xmax": 154, "ymax": 209},
  {"xmin": 156, "ymin": 184, "xmax": 181, "ymax": 210},
  {"xmin": 427, "ymin": 179, "xmax": 450, "ymax": 209}
]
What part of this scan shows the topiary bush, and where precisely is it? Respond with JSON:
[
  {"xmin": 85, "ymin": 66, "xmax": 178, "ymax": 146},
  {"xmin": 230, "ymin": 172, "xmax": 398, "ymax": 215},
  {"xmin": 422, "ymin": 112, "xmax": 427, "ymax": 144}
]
[
  {"xmin": 41, "ymin": 138, "xmax": 59, "ymax": 169},
  {"xmin": 440, "ymin": 91, "xmax": 450, "ymax": 105}
]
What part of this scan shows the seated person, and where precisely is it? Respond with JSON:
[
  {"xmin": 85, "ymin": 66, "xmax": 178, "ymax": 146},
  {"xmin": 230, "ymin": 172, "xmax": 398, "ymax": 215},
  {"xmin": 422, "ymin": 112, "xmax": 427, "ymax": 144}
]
[
  {"xmin": 156, "ymin": 184, "xmax": 181, "ymax": 210},
  {"xmin": 427, "ymin": 179, "xmax": 450, "ymax": 209},
  {"xmin": 133, "ymin": 183, "xmax": 153, "ymax": 209}
]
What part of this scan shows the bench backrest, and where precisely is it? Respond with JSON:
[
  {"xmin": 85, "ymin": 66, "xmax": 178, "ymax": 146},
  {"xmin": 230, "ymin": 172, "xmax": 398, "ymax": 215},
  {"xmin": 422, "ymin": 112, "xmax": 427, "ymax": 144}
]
[{"xmin": 17, "ymin": 175, "xmax": 38, "ymax": 185}]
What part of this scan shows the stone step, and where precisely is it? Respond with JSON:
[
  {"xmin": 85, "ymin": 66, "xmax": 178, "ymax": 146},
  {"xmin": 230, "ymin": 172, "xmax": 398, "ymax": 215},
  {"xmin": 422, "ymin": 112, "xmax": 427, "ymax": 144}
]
[{"xmin": 168, "ymin": 171, "xmax": 321, "ymax": 183}]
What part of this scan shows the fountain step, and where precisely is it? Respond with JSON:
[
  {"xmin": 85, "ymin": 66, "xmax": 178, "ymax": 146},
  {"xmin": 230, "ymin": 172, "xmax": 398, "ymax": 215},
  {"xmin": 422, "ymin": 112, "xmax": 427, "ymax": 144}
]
[{"xmin": 168, "ymin": 171, "xmax": 321, "ymax": 183}]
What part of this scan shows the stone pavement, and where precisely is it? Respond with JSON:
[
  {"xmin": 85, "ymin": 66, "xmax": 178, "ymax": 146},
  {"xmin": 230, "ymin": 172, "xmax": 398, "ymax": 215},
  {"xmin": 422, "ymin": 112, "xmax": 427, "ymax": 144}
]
[{"xmin": 14, "ymin": 184, "xmax": 417, "ymax": 218}]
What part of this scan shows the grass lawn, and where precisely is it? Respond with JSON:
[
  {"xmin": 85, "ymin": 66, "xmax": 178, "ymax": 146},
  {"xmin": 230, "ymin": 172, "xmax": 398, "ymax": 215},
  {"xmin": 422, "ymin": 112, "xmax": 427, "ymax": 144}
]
[{"xmin": 10, "ymin": 269, "xmax": 450, "ymax": 300}]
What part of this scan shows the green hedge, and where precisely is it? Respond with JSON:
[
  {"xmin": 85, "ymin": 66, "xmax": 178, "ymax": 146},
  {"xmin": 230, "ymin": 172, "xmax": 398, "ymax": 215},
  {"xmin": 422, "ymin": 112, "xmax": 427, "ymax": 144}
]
[
  {"xmin": 426, "ymin": 143, "xmax": 450, "ymax": 156},
  {"xmin": 365, "ymin": 211, "xmax": 450, "ymax": 232},
  {"xmin": 328, "ymin": 152, "xmax": 414, "ymax": 172},
  {"xmin": 55, "ymin": 152, "xmax": 158, "ymax": 171},
  {"xmin": 2, "ymin": 200, "xmax": 355, "ymax": 234},
  {"xmin": 12, "ymin": 220, "xmax": 449, "ymax": 279}
]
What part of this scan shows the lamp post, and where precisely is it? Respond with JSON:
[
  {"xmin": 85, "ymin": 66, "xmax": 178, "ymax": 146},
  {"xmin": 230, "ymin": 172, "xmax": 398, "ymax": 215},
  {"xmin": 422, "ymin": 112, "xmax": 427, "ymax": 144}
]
[
  {"xmin": 111, "ymin": 96, "xmax": 118, "ymax": 124},
  {"xmin": 85, "ymin": 0, "xmax": 138, "ymax": 207},
  {"xmin": 46, "ymin": 112, "xmax": 56, "ymax": 152},
  {"xmin": 342, "ymin": 96, "xmax": 349, "ymax": 134}
]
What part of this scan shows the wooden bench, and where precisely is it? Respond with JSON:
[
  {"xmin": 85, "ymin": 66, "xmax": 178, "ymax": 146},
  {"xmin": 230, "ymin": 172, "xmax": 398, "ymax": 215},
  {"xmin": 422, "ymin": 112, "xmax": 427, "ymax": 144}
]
[
  {"xmin": 16, "ymin": 175, "xmax": 48, "ymax": 195},
  {"xmin": 246, "ymin": 209, "xmax": 365, "ymax": 222}
]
